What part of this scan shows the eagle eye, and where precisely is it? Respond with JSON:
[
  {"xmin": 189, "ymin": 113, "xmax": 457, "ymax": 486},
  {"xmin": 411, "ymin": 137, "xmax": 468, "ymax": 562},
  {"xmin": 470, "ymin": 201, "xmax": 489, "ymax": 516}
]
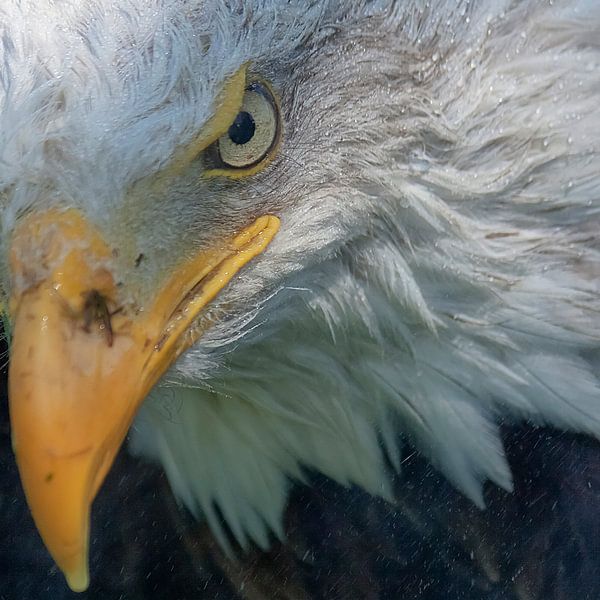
[{"xmin": 205, "ymin": 80, "xmax": 281, "ymax": 177}]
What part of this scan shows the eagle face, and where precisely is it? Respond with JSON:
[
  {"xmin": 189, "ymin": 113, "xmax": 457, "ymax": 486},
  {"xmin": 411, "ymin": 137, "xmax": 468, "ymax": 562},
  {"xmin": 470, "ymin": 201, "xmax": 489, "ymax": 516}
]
[{"xmin": 1, "ymin": 0, "xmax": 599, "ymax": 591}]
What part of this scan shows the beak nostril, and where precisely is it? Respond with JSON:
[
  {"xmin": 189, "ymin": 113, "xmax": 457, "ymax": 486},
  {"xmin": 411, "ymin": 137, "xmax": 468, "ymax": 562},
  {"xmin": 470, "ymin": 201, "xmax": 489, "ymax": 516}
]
[{"xmin": 81, "ymin": 290, "xmax": 114, "ymax": 346}]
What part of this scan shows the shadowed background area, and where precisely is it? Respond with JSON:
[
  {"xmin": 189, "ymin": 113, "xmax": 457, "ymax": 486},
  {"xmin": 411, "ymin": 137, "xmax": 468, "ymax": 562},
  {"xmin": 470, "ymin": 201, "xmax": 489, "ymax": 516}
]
[{"xmin": 1, "ymin": 338, "xmax": 598, "ymax": 600}]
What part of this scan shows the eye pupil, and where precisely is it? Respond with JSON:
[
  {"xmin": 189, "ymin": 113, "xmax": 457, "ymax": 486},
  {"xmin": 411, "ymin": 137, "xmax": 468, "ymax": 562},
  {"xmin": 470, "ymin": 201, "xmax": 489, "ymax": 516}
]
[{"xmin": 228, "ymin": 111, "xmax": 255, "ymax": 145}]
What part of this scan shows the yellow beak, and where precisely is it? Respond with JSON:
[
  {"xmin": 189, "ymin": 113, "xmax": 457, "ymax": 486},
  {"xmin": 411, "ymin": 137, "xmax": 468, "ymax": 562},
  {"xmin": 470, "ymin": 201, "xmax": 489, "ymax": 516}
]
[{"xmin": 7, "ymin": 208, "xmax": 279, "ymax": 591}]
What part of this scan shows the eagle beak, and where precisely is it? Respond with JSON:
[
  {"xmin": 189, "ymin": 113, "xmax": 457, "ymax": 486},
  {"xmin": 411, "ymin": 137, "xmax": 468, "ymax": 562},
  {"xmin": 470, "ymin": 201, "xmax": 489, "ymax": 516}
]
[{"xmin": 7, "ymin": 208, "xmax": 279, "ymax": 591}]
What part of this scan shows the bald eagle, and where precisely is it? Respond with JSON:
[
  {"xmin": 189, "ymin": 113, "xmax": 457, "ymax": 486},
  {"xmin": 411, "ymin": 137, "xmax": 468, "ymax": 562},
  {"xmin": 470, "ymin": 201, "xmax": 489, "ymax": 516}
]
[{"xmin": 0, "ymin": 0, "xmax": 599, "ymax": 593}]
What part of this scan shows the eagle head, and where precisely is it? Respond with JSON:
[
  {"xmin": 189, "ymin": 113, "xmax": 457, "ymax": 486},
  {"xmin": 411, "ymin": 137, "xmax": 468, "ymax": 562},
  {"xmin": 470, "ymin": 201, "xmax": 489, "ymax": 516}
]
[{"xmin": 0, "ymin": 0, "xmax": 599, "ymax": 591}]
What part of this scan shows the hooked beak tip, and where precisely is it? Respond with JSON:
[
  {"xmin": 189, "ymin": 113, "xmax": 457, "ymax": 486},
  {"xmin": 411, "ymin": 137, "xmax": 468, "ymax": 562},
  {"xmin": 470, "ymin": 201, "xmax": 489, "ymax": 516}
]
[{"xmin": 64, "ymin": 561, "xmax": 90, "ymax": 593}]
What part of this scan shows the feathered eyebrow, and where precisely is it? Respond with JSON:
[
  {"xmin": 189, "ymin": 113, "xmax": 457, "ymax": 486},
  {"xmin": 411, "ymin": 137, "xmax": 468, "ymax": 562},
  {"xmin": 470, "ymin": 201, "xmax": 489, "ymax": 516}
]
[{"xmin": 167, "ymin": 64, "xmax": 248, "ymax": 176}]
